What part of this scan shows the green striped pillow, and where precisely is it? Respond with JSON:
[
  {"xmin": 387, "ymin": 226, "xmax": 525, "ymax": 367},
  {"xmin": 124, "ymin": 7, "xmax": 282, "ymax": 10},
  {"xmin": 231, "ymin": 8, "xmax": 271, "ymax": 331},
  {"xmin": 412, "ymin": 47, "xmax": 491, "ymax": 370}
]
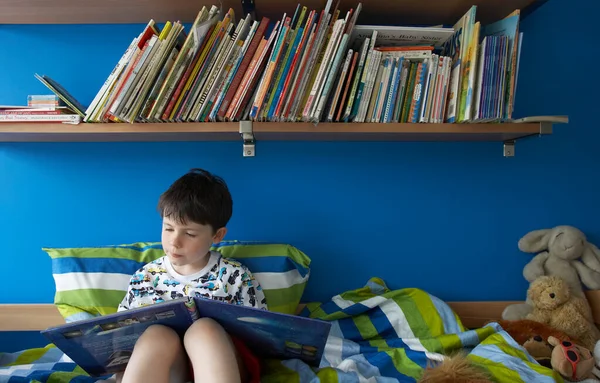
[{"xmin": 43, "ymin": 240, "xmax": 311, "ymax": 322}]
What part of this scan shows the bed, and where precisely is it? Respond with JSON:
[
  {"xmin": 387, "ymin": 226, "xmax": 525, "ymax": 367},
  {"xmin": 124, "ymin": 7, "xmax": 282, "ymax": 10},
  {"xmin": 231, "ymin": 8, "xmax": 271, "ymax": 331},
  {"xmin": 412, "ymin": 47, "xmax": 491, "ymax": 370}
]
[{"xmin": 1, "ymin": 241, "xmax": 599, "ymax": 383}]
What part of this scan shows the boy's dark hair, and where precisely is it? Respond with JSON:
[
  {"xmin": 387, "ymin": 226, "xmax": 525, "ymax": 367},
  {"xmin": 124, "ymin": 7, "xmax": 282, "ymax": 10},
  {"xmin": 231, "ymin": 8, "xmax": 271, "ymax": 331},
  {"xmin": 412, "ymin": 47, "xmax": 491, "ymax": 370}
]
[{"xmin": 157, "ymin": 168, "xmax": 233, "ymax": 232}]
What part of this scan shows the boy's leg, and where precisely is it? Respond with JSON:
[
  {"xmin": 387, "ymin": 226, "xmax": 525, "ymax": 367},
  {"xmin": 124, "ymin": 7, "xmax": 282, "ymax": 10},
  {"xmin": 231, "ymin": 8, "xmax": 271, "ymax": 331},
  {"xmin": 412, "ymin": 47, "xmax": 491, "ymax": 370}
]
[
  {"xmin": 184, "ymin": 318, "xmax": 248, "ymax": 383},
  {"xmin": 120, "ymin": 324, "xmax": 190, "ymax": 383}
]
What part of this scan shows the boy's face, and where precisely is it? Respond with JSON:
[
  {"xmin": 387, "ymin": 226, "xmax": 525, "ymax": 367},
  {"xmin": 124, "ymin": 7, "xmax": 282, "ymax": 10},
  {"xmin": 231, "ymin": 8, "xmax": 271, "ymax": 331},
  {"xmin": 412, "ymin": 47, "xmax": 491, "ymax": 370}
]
[{"xmin": 161, "ymin": 216, "xmax": 227, "ymax": 275}]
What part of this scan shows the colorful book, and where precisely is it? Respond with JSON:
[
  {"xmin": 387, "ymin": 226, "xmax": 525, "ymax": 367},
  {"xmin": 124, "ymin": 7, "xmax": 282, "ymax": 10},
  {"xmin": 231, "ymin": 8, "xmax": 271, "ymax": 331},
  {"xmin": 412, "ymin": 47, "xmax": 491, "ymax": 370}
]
[{"xmin": 42, "ymin": 296, "xmax": 331, "ymax": 377}]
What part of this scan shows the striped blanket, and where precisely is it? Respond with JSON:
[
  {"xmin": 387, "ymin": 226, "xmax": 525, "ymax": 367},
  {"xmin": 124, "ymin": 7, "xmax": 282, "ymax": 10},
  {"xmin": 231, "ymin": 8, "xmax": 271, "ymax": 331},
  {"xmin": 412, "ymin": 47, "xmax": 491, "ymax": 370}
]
[{"xmin": 0, "ymin": 278, "xmax": 564, "ymax": 383}]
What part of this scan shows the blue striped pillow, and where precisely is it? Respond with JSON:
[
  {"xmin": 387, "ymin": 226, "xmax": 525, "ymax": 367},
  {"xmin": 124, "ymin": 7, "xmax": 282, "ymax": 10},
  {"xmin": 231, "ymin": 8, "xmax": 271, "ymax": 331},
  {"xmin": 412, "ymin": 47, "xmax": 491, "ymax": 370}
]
[{"xmin": 43, "ymin": 240, "xmax": 311, "ymax": 322}]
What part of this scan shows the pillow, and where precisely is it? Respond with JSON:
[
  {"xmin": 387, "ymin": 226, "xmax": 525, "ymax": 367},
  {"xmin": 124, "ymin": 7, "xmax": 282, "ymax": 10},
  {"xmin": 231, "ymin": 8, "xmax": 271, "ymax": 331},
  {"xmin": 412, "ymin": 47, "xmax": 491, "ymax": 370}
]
[{"xmin": 43, "ymin": 240, "xmax": 311, "ymax": 322}]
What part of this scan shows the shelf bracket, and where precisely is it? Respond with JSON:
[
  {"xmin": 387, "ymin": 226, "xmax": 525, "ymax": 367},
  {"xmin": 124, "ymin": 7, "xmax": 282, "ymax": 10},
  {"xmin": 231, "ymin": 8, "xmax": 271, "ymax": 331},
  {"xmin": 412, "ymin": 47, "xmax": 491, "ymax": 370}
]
[
  {"xmin": 503, "ymin": 140, "xmax": 515, "ymax": 157},
  {"xmin": 539, "ymin": 121, "xmax": 552, "ymax": 135},
  {"xmin": 239, "ymin": 120, "xmax": 255, "ymax": 157}
]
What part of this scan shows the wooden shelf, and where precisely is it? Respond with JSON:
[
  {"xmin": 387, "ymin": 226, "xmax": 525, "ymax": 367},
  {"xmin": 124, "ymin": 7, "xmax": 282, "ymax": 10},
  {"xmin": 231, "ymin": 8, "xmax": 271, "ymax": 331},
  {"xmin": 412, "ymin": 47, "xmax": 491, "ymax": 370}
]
[
  {"xmin": 252, "ymin": 122, "xmax": 547, "ymax": 142},
  {"xmin": 0, "ymin": 122, "xmax": 548, "ymax": 143},
  {"xmin": 0, "ymin": 0, "xmax": 548, "ymax": 25}
]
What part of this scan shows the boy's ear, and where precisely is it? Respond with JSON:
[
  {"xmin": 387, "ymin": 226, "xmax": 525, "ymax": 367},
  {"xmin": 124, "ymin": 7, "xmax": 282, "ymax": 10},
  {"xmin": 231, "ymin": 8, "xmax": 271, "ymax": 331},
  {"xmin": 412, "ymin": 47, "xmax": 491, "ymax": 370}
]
[{"xmin": 213, "ymin": 227, "xmax": 227, "ymax": 243}]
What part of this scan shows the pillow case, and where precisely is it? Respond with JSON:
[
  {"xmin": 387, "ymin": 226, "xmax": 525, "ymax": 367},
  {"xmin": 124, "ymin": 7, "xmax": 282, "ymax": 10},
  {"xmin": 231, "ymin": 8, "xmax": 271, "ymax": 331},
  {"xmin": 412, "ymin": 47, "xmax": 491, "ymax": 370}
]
[{"xmin": 43, "ymin": 240, "xmax": 311, "ymax": 323}]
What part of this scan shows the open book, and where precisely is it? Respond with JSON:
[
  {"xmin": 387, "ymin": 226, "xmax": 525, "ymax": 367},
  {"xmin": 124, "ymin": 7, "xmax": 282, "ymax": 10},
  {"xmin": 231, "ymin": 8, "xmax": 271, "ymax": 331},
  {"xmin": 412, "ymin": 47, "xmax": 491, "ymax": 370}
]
[{"xmin": 41, "ymin": 296, "xmax": 332, "ymax": 377}]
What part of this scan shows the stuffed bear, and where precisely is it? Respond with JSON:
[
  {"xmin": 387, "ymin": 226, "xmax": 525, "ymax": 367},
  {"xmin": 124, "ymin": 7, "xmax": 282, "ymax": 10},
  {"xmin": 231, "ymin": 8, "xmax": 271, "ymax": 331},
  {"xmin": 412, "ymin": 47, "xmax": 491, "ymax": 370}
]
[
  {"xmin": 525, "ymin": 275, "xmax": 600, "ymax": 350},
  {"xmin": 495, "ymin": 319, "xmax": 574, "ymax": 361},
  {"xmin": 503, "ymin": 225, "xmax": 600, "ymax": 321},
  {"xmin": 547, "ymin": 336, "xmax": 596, "ymax": 382}
]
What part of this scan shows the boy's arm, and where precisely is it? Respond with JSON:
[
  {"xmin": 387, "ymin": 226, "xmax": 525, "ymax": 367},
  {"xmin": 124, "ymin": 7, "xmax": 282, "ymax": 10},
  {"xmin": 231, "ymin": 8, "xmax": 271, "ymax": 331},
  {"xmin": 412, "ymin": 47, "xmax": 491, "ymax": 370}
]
[
  {"xmin": 117, "ymin": 281, "xmax": 134, "ymax": 311},
  {"xmin": 117, "ymin": 271, "xmax": 141, "ymax": 311},
  {"xmin": 238, "ymin": 268, "xmax": 268, "ymax": 310}
]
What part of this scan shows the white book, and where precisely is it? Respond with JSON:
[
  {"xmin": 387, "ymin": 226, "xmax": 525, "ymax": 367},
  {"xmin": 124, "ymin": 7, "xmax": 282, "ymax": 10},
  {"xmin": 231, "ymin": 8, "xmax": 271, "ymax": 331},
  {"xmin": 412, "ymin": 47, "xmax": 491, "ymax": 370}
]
[
  {"xmin": 303, "ymin": 18, "xmax": 345, "ymax": 121},
  {"xmin": 419, "ymin": 54, "xmax": 438, "ymax": 123},
  {"xmin": 473, "ymin": 38, "xmax": 488, "ymax": 121},
  {"xmin": 440, "ymin": 55, "xmax": 453, "ymax": 122},
  {"xmin": 383, "ymin": 57, "xmax": 401, "ymax": 123},
  {"xmin": 84, "ymin": 37, "xmax": 138, "ymax": 122},
  {"xmin": 110, "ymin": 35, "xmax": 159, "ymax": 119},
  {"xmin": 376, "ymin": 55, "xmax": 394, "ymax": 122},
  {"xmin": 357, "ymin": 49, "xmax": 381, "ymax": 122},
  {"xmin": 119, "ymin": 37, "xmax": 164, "ymax": 121},
  {"xmin": 0, "ymin": 114, "xmax": 81, "ymax": 123},
  {"xmin": 349, "ymin": 25, "xmax": 454, "ymax": 50},
  {"xmin": 369, "ymin": 56, "xmax": 387, "ymax": 122}
]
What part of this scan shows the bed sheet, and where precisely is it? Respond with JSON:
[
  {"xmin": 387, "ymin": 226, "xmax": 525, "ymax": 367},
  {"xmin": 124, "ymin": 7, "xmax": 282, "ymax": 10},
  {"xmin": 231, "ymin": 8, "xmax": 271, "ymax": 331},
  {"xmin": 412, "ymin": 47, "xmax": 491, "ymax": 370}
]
[{"xmin": 1, "ymin": 278, "xmax": 568, "ymax": 383}]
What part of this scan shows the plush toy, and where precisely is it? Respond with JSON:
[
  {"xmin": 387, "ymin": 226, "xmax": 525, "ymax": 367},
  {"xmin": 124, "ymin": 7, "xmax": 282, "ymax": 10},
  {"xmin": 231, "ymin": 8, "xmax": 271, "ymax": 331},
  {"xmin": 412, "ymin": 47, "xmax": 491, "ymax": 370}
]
[
  {"xmin": 418, "ymin": 352, "xmax": 493, "ymax": 383},
  {"xmin": 503, "ymin": 225, "xmax": 600, "ymax": 321},
  {"xmin": 547, "ymin": 336, "xmax": 596, "ymax": 382},
  {"xmin": 525, "ymin": 275, "xmax": 600, "ymax": 350},
  {"xmin": 495, "ymin": 319, "xmax": 574, "ymax": 360}
]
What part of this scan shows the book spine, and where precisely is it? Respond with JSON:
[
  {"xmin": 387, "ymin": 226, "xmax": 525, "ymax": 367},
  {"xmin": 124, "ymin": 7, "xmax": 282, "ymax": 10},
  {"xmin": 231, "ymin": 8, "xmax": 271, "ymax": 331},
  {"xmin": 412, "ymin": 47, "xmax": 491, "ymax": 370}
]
[{"xmin": 217, "ymin": 18, "xmax": 269, "ymax": 121}]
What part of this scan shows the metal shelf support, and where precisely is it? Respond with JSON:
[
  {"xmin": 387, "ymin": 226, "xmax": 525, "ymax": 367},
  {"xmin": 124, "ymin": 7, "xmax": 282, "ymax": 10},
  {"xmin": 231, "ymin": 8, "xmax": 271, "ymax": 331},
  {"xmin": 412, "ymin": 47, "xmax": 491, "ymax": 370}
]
[{"xmin": 239, "ymin": 120, "xmax": 255, "ymax": 157}]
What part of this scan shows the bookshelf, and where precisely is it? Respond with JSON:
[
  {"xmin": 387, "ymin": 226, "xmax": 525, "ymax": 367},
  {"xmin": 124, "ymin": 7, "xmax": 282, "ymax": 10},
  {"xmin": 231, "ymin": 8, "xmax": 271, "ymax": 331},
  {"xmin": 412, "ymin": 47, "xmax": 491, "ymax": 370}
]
[
  {"xmin": 0, "ymin": 0, "xmax": 548, "ymax": 25},
  {"xmin": 0, "ymin": 120, "xmax": 556, "ymax": 157},
  {"xmin": 0, "ymin": 121, "xmax": 545, "ymax": 142},
  {"xmin": 1, "ymin": 0, "xmax": 564, "ymax": 157}
]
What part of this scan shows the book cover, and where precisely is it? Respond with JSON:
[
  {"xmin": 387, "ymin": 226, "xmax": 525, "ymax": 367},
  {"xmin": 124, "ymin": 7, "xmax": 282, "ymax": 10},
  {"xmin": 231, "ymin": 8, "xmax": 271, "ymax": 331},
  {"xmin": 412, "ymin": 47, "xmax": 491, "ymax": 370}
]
[
  {"xmin": 441, "ymin": 5, "xmax": 476, "ymax": 123},
  {"xmin": 41, "ymin": 296, "xmax": 332, "ymax": 378}
]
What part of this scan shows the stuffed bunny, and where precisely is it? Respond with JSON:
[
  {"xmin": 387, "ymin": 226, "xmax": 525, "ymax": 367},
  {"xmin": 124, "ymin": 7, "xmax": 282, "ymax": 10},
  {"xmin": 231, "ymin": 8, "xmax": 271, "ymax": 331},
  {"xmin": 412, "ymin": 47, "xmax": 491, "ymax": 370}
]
[{"xmin": 502, "ymin": 225, "xmax": 600, "ymax": 321}]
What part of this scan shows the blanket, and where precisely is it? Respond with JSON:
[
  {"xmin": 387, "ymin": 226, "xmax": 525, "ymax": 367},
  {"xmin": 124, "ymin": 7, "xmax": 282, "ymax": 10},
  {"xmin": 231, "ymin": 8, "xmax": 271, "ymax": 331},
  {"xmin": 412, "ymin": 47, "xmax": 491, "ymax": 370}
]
[
  {"xmin": 0, "ymin": 278, "xmax": 565, "ymax": 383},
  {"xmin": 261, "ymin": 278, "xmax": 564, "ymax": 383}
]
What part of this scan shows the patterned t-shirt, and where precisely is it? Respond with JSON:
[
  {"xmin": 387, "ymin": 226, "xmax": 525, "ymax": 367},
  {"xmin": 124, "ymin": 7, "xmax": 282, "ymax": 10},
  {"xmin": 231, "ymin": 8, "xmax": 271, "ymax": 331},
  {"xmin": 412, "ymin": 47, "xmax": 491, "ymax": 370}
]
[{"xmin": 117, "ymin": 251, "xmax": 268, "ymax": 311}]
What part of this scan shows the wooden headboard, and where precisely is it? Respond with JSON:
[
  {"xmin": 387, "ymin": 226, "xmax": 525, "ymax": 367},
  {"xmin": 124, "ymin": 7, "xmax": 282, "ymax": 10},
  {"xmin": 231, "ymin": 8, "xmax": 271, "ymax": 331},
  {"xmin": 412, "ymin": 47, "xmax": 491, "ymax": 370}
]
[{"xmin": 2, "ymin": 291, "xmax": 600, "ymax": 331}]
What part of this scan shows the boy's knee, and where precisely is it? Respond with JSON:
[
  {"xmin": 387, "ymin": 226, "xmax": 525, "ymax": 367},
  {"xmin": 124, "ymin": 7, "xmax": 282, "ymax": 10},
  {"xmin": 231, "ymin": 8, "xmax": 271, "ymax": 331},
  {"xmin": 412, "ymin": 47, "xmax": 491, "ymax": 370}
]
[
  {"xmin": 184, "ymin": 318, "xmax": 227, "ymax": 344},
  {"xmin": 137, "ymin": 324, "xmax": 181, "ymax": 350}
]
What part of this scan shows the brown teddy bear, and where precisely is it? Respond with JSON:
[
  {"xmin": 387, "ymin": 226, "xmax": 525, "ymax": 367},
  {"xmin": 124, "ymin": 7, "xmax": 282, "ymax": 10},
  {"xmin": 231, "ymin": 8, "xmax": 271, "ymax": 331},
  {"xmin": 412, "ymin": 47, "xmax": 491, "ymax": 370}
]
[
  {"xmin": 525, "ymin": 275, "xmax": 600, "ymax": 350},
  {"xmin": 495, "ymin": 319, "xmax": 574, "ymax": 361},
  {"xmin": 547, "ymin": 336, "xmax": 596, "ymax": 382}
]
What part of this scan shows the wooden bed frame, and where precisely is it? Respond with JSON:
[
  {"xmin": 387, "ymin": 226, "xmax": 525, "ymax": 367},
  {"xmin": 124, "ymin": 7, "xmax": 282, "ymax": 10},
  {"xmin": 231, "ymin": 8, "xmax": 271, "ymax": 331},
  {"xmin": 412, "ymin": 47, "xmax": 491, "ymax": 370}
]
[{"xmin": 2, "ymin": 291, "xmax": 600, "ymax": 332}]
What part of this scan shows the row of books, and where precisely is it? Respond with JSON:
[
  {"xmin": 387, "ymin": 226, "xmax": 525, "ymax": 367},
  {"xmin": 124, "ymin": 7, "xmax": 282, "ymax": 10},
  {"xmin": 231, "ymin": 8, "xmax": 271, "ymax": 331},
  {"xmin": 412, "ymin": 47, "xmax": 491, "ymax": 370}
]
[{"xmin": 28, "ymin": 1, "xmax": 523, "ymax": 125}]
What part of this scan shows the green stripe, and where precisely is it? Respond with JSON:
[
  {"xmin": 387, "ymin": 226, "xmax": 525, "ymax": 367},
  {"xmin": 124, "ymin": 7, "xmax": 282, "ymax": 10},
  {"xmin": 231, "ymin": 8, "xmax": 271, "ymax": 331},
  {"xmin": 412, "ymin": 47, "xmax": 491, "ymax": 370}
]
[
  {"xmin": 315, "ymin": 367, "xmax": 340, "ymax": 382},
  {"xmin": 468, "ymin": 354, "xmax": 526, "ymax": 383},
  {"xmin": 352, "ymin": 312, "xmax": 380, "ymax": 340},
  {"xmin": 475, "ymin": 326, "xmax": 497, "ymax": 342},
  {"xmin": 338, "ymin": 285, "xmax": 376, "ymax": 303},
  {"xmin": 454, "ymin": 311, "xmax": 467, "ymax": 332},
  {"xmin": 305, "ymin": 305, "xmax": 332, "ymax": 320},
  {"xmin": 7, "ymin": 345, "xmax": 54, "ymax": 366},
  {"xmin": 410, "ymin": 291, "xmax": 445, "ymax": 337},
  {"xmin": 436, "ymin": 333, "xmax": 463, "ymax": 354},
  {"xmin": 267, "ymin": 302, "xmax": 301, "ymax": 315},
  {"xmin": 56, "ymin": 289, "xmax": 126, "ymax": 311},
  {"xmin": 386, "ymin": 347, "xmax": 423, "ymax": 380},
  {"xmin": 213, "ymin": 243, "xmax": 311, "ymax": 267},
  {"xmin": 261, "ymin": 359, "xmax": 301, "ymax": 383},
  {"xmin": 488, "ymin": 334, "xmax": 564, "ymax": 380},
  {"xmin": 368, "ymin": 339, "xmax": 425, "ymax": 380},
  {"xmin": 262, "ymin": 283, "xmax": 306, "ymax": 311},
  {"xmin": 389, "ymin": 289, "xmax": 443, "ymax": 353},
  {"xmin": 43, "ymin": 244, "xmax": 164, "ymax": 262},
  {"xmin": 49, "ymin": 370, "xmax": 91, "ymax": 381},
  {"xmin": 44, "ymin": 242, "xmax": 311, "ymax": 268}
]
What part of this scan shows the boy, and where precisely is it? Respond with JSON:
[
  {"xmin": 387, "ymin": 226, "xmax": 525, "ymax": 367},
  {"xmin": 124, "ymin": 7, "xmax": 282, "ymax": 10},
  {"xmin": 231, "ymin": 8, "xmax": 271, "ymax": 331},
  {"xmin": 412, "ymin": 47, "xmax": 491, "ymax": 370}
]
[{"xmin": 116, "ymin": 168, "xmax": 267, "ymax": 383}]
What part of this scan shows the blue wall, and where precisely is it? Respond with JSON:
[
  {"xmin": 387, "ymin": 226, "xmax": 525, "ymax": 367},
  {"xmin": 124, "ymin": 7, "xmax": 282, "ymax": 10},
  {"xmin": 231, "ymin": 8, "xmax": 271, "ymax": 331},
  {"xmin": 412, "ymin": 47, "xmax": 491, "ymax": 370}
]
[{"xmin": 1, "ymin": 0, "xmax": 598, "ymax": 350}]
